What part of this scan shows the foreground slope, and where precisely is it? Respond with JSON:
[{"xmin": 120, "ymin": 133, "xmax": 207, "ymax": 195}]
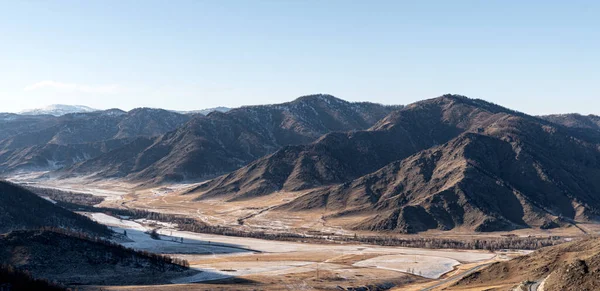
[
  {"xmin": 0, "ymin": 264, "xmax": 66, "ymax": 291},
  {"xmin": 0, "ymin": 229, "xmax": 192, "ymax": 286},
  {"xmin": 0, "ymin": 181, "xmax": 109, "ymax": 235},
  {"xmin": 62, "ymin": 94, "xmax": 398, "ymax": 183},
  {"xmin": 194, "ymin": 95, "xmax": 600, "ymax": 233},
  {"xmin": 453, "ymin": 236, "xmax": 600, "ymax": 291}
]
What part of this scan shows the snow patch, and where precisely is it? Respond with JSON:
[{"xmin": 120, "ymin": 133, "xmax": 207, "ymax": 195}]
[
  {"xmin": 353, "ymin": 254, "xmax": 460, "ymax": 279},
  {"xmin": 91, "ymin": 213, "xmax": 146, "ymax": 231},
  {"xmin": 41, "ymin": 196, "xmax": 57, "ymax": 204}
]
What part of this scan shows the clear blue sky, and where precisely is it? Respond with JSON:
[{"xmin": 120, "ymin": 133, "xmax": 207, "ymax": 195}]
[{"xmin": 1, "ymin": 1, "xmax": 598, "ymax": 114}]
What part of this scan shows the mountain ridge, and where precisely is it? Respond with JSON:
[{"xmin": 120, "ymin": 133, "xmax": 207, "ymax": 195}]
[
  {"xmin": 58, "ymin": 94, "xmax": 400, "ymax": 183},
  {"xmin": 19, "ymin": 104, "xmax": 98, "ymax": 116},
  {"xmin": 191, "ymin": 95, "xmax": 600, "ymax": 233}
]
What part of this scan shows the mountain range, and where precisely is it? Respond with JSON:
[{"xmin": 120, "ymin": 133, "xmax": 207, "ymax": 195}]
[
  {"xmin": 55, "ymin": 94, "xmax": 398, "ymax": 183},
  {"xmin": 3, "ymin": 94, "xmax": 600, "ymax": 235},
  {"xmin": 16, "ymin": 104, "xmax": 232, "ymax": 117},
  {"xmin": 191, "ymin": 95, "xmax": 600, "ymax": 233},
  {"xmin": 0, "ymin": 96, "xmax": 397, "ymax": 179}
]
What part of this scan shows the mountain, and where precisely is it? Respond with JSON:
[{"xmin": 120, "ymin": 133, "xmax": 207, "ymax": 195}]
[
  {"xmin": 196, "ymin": 106, "xmax": 231, "ymax": 115},
  {"xmin": 541, "ymin": 113, "xmax": 600, "ymax": 131},
  {"xmin": 0, "ymin": 229, "xmax": 192, "ymax": 286},
  {"xmin": 193, "ymin": 95, "xmax": 513, "ymax": 200},
  {"xmin": 19, "ymin": 104, "xmax": 98, "ymax": 116},
  {"xmin": 0, "ymin": 108, "xmax": 192, "ymax": 173},
  {"xmin": 453, "ymin": 236, "xmax": 600, "ymax": 291},
  {"xmin": 193, "ymin": 95, "xmax": 600, "ymax": 233},
  {"xmin": 60, "ymin": 94, "xmax": 399, "ymax": 183},
  {"xmin": 179, "ymin": 106, "xmax": 231, "ymax": 115},
  {"xmin": 0, "ymin": 181, "xmax": 110, "ymax": 236}
]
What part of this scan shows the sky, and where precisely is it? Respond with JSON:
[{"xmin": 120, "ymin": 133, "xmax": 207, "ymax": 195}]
[{"xmin": 0, "ymin": 1, "xmax": 598, "ymax": 115}]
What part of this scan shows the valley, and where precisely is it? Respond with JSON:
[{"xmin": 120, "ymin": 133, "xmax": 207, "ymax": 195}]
[
  {"xmin": 15, "ymin": 174, "xmax": 592, "ymax": 240},
  {"xmin": 84, "ymin": 205, "xmax": 501, "ymax": 290},
  {"xmin": 8, "ymin": 174, "xmax": 581, "ymax": 290},
  {"xmin": 3, "ymin": 3, "xmax": 599, "ymax": 289}
]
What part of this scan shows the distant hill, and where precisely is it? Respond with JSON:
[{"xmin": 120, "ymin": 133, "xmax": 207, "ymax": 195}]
[
  {"xmin": 0, "ymin": 229, "xmax": 193, "ymax": 286},
  {"xmin": 453, "ymin": 236, "xmax": 600, "ymax": 291},
  {"xmin": 193, "ymin": 95, "xmax": 600, "ymax": 233},
  {"xmin": 541, "ymin": 113, "xmax": 600, "ymax": 131},
  {"xmin": 60, "ymin": 94, "xmax": 400, "ymax": 183},
  {"xmin": 0, "ymin": 108, "xmax": 192, "ymax": 173},
  {"xmin": 1, "ymin": 108, "xmax": 191, "ymax": 148},
  {"xmin": 19, "ymin": 104, "xmax": 97, "ymax": 116},
  {"xmin": 179, "ymin": 106, "xmax": 231, "ymax": 115},
  {"xmin": 0, "ymin": 181, "xmax": 110, "ymax": 236},
  {"xmin": 0, "ymin": 113, "xmax": 58, "ymax": 141}
]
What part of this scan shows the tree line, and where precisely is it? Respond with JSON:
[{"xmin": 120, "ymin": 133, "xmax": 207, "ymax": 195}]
[
  {"xmin": 25, "ymin": 186, "xmax": 104, "ymax": 207},
  {"xmin": 69, "ymin": 204, "xmax": 566, "ymax": 251},
  {"xmin": 36, "ymin": 227, "xmax": 190, "ymax": 269}
]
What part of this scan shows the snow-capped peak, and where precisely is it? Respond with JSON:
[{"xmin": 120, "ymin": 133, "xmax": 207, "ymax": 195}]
[{"xmin": 19, "ymin": 104, "xmax": 98, "ymax": 116}]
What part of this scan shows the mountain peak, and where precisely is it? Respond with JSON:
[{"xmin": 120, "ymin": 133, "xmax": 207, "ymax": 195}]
[
  {"xmin": 292, "ymin": 94, "xmax": 345, "ymax": 104},
  {"xmin": 173, "ymin": 107, "xmax": 231, "ymax": 115},
  {"xmin": 19, "ymin": 104, "xmax": 98, "ymax": 116}
]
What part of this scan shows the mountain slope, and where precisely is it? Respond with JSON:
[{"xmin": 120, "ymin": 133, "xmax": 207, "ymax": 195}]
[
  {"xmin": 193, "ymin": 95, "xmax": 600, "ymax": 233},
  {"xmin": 0, "ymin": 181, "xmax": 110, "ymax": 235},
  {"xmin": 62, "ymin": 94, "xmax": 398, "ymax": 183},
  {"xmin": 453, "ymin": 236, "xmax": 600, "ymax": 291},
  {"xmin": 193, "ymin": 95, "xmax": 523, "ymax": 200},
  {"xmin": 0, "ymin": 113, "xmax": 58, "ymax": 141},
  {"xmin": 282, "ymin": 130, "xmax": 600, "ymax": 233},
  {"xmin": 0, "ymin": 138, "xmax": 133, "ymax": 173}
]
